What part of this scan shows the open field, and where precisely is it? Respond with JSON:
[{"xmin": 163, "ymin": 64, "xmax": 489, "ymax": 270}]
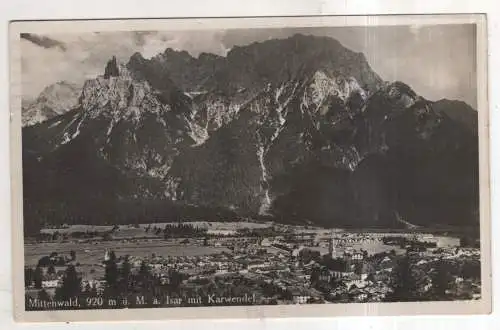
[
  {"xmin": 39, "ymin": 221, "xmax": 274, "ymax": 237},
  {"xmin": 24, "ymin": 241, "xmax": 231, "ymax": 267}
]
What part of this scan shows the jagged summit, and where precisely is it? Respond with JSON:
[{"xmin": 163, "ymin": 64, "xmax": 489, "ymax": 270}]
[
  {"xmin": 104, "ymin": 55, "xmax": 120, "ymax": 78},
  {"xmin": 212, "ymin": 34, "xmax": 383, "ymax": 97},
  {"xmin": 22, "ymin": 34, "xmax": 479, "ymax": 230}
]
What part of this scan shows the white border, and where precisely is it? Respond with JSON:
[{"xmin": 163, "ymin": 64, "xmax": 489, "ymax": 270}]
[{"xmin": 1, "ymin": 0, "xmax": 498, "ymax": 329}]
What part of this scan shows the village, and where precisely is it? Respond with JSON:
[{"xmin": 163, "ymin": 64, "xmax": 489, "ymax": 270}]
[{"xmin": 24, "ymin": 223, "xmax": 482, "ymax": 308}]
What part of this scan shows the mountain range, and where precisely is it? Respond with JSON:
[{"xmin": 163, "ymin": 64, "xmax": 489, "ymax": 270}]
[{"xmin": 21, "ymin": 33, "xmax": 479, "ymax": 234}]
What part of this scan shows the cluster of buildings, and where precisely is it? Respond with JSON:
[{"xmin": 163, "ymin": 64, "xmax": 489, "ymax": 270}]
[{"xmin": 26, "ymin": 225, "xmax": 481, "ymax": 305}]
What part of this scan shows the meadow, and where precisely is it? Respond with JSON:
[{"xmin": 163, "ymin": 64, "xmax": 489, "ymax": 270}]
[{"xmin": 25, "ymin": 240, "xmax": 231, "ymax": 267}]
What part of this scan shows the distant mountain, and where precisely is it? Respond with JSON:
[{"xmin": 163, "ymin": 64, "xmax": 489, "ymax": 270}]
[
  {"xmin": 22, "ymin": 34, "xmax": 479, "ymax": 234},
  {"xmin": 432, "ymin": 99, "xmax": 478, "ymax": 134},
  {"xmin": 148, "ymin": 48, "xmax": 225, "ymax": 92},
  {"xmin": 22, "ymin": 81, "xmax": 81, "ymax": 127}
]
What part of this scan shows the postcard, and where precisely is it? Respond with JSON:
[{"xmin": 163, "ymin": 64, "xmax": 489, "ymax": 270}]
[{"xmin": 9, "ymin": 14, "xmax": 491, "ymax": 322}]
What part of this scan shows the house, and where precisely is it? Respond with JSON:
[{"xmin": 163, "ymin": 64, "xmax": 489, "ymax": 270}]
[
  {"xmin": 293, "ymin": 295, "xmax": 309, "ymax": 304},
  {"xmin": 354, "ymin": 292, "xmax": 369, "ymax": 302},
  {"xmin": 289, "ymin": 287, "xmax": 311, "ymax": 304},
  {"xmin": 330, "ymin": 270, "xmax": 354, "ymax": 279},
  {"xmin": 42, "ymin": 278, "xmax": 60, "ymax": 289},
  {"xmin": 81, "ymin": 279, "xmax": 105, "ymax": 291},
  {"xmin": 373, "ymin": 270, "xmax": 391, "ymax": 282},
  {"xmin": 344, "ymin": 273, "xmax": 368, "ymax": 289},
  {"xmin": 260, "ymin": 238, "xmax": 272, "ymax": 247},
  {"xmin": 351, "ymin": 252, "xmax": 364, "ymax": 261},
  {"xmin": 151, "ymin": 263, "xmax": 163, "ymax": 270},
  {"xmin": 247, "ymin": 261, "xmax": 271, "ymax": 270}
]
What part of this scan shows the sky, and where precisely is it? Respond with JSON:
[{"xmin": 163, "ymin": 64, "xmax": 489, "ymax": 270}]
[{"xmin": 20, "ymin": 24, "xmax": 477, "ymax": 108}]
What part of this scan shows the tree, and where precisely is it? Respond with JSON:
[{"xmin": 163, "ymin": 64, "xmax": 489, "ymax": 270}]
[
  {"xmin": 429, "ymin": 259, "xmax": 453, "ymax": 300},
  {"xmin": 37, "ymin": 256, "xmax": 51, "ymax": 267},
  {"xmin": 104, "ymin": 258, "xmax": 119, "ymax": 291},
  {"xmin": 55, "ymin": 265, "xmax": 81, "ymax": 300},
  {"xmin": 310, "ymin": 267, "xmax": 321, "ymax": 285},
  {"xmin": 118, "ymin": 258, "xmax": 132, "ymax": 294},
  {"xmin": 24, "ymin": 267, "xmax": 35, "ymax": 287},
  {"xmin": 385, "ymin": 254, "xmax": 418, "ymax": 302},
  {"xmin": 354, "ymin": 263, "xmax": 364, "ymax": 275},
  {"xmin": 136, "ymin": 261, "xmax": 154, "ymax": 306},
  {"xmin": 329, "ymin": 277, "xmax": 345, "ymax": 291},
  {"xmin": 109, "ymin": 250, "xmax": 117, "ymax": 262},
  {"xmin": 34, "ymin": 266, "xmax": 43, "ymax": 289},
  {"xmin": 460, "ymin": 236, "xmax": 473, "ymax": 247},
  {"xmin": 460, "ymin": 260, "xmax": 481, "ymax": 280},
  {"xmin": 299, "ymin": 249, "xmax": 321, "ymax": 264},
  {"xmin": 47, "ymin": 265, "xmax": 56, "ymax": 275},
  {"xmin": 56, "ymin": 256, "xmax": 66, "ymax": 266},
  {"xmin": 138, "ymin": 261, "xmax": 150, "ymax": 283},
  {"xmin": 169, "ymin": 269, "xmax": 182, "ymax": 291}
]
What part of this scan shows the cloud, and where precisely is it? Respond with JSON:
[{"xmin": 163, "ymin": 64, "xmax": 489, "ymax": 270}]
[{"xmin": 20, "ymin": 33, "xmax": 67, "ymax": 51}]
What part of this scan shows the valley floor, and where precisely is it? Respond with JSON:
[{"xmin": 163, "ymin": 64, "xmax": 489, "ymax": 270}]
[{"xmin": 23, "ymin": 221, "xmax": 482, "ymax": 309}]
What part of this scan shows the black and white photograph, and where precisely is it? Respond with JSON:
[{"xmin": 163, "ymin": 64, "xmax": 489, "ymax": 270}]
[{"xmin": 9, "ymin": 15, "xmax": 490, "ymax": 321}]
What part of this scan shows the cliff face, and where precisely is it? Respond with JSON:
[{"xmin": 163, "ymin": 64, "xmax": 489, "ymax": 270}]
[
  {"xmin": 22, "ymin": 81, "xmax": 81, "ymax": 127},
  {"xmin": 22, "ymin": 34, "xmax": 479, "ymax": 231}
]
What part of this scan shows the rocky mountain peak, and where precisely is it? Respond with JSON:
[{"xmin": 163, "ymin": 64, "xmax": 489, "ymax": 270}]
[
  {"xmin": 22, "ymin": 80, "xmax": 81, "ymax": 127},
  {"xmin": 163, "ymin": 48, "xmax": 192, "ymax": 57},
  {"xmin": 104, "ymin": 55, "xmax": 120, "ymax": 78},
  {"xmin": 213, "ymin": 34, "xmax": 383, "ymax": 97},
  {"xmin": 198, "ymin": 52, "xmax": 224, "ymax": 61}
]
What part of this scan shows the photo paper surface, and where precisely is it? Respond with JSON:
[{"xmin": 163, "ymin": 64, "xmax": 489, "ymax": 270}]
[{"xmin": 9, "ymin": 15, "xmax": 491, "ymax": 322}]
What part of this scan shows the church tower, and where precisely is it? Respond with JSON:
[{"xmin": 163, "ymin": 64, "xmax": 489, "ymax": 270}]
[
  {"xmin": 328, "ymin": 232, "xmax": 336, "ymax": 257},
  {"xmin": 104, "ymin": 249, "xmax": 110, "ymax": 262}
]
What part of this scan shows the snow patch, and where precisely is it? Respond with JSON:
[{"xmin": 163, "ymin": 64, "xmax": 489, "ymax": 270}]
[
  {"xmin": 106, "ymin": 119, "xmax": 116, "ymax": 137},
  {"xmin": 71, "ymin": 114, "xmax": 86, "ymax": 139},
  {"xmin": 256, "ymin": 139, "xmax": 271, "ymax": 215},
  {"xmin": 60, "ymin": 132, "xmax": 71, "ymax": 145},
  {"xmin": 188, "ymin": 121, "xmax": 209, "ymax": 146},
  {"xmin": 49, "ymin": 120, "xmax": 62, "ymax": 128},
  {"xmin": 300, "ymin": 92, "xmax": 309, "ymax": 113}
]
